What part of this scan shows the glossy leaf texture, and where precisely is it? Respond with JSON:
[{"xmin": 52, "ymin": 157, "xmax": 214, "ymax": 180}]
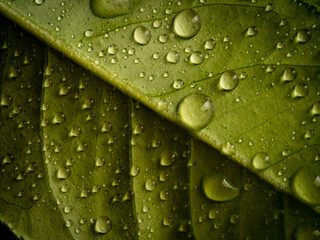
[
  {"xmin": 1, "ymin": 18, "xmax": 320, "ymax": 240},
  {"xmin": 0, "ymin": 0, "xmax": 319, "ymax": 209}
]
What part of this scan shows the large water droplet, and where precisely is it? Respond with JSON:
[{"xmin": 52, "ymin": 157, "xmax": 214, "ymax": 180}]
[
  {"xmin": 1, "ymin": 95, "xmax": 13, "ymax": 107},
  {"xmin": 219, "ymin": 71, "xmax": 239, "ymax": 91},
  {"xmin": 133, "ymin": 26, "xmax": 151, "ymax": 45},
  {"xmin": 166, "ymin": 51, "xmax": 180, "ymax": 64},
  {"xmin": 292, "ymin": 83, "xmax": 308, "ymax": 98},
  {"xmin": 189, "ymin": 51, "xmax": 204, "ymax": 65},
  {"xmin": 107, "ymin": 44, "xmax": 118, "ymax": 55},
  {"xmin": 145, "ymin": 179, "xmax": 156, "ymax": 191},
  {"xmin": 130, "ymin": 165, "xmax": 140, "ymax": 177},
  {"xmin": 69, "ymin": 125, "xmax": 81, "ymax": 137},
  {"xmin": 34, "ymin": 0, "xmax": 44, "ymax": 5},
  {"xmin": 173, "ymin": 9, "xmax": 201, "ymax": 39},
  {"xmin": 252, "ymin": 152, "xmax": 270, "ymax": 170},
  {"xmin": 177, "ymin": 93, "xmax": 215, "ymax": 130},
  {"xmin": 295, "ymin": 29, "xmax": 311, "ymax": 43},
  {"xmin": 90, "ymin": 0, "xmax": 131, "ymax": 18},
  {"xmin": 202, "ymin": 173, "xmax": 239, "ymax": 201},
  {"xmin": 160, "ymin": 152, "xmax": 177, "ymax": 167},
  {"xmin": 281, "ymin": 67, "xmax": 297, "ymax": 82},
  {"xmin": 311, "ymin": 102, "xmax": 320, "ymax": 116},
  {"xmin": 133, "ymin": 124, "xmax": 144, "ymax": 135},
  {"xmin": 292, "ymin": 168, "xmax": 320, "ymax": 206},
  {"xmin": 94, "ymin": 216, "xmax": 112, "ymax": 234}
]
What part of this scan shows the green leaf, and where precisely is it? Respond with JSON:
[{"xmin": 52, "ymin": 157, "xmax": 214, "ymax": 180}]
[
  {"xmin": 0, "ymin": 0, "xmax": 319, "ymax": 210},
  {"xmin": 1, "ymin": 18, "xmax": 320, "ymax": 239}
]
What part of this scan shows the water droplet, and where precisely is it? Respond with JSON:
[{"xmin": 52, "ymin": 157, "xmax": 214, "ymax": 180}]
[
  {"xmin": 58, "ymin": 84, "xmax": 72, "ymax": 96},
  {"xmin": 153, "ymin": 19, "xmax": 162, "ymax": 28},
  {"xmin": 90, "ymin": 0, "xmax": 131, "ymax": 18},
  {"xmin": 52, "ymin": 112, "xmax": 66, "ymax": 124},
  {"xmin": 246, "ymin": 26, "xmax": 257, "ymax": 36},
  {"xmin": 107, "ymin": 44, "xmax": 118, "ymax": 55},
  {"xmin": 94, "ymin": 216, "xmax": 112, "ymax": 234},
  {"xmin": 101, "ymin": 122, "xmax": 113, "ymax": 133},
  {"xmin": 160, "ymin": 190, "xmax": 169, "ymax": 200},
  {"xmin": 291, "ymin": 168, "xmax": 320, "ymax": 206},
  {"xmin": 281, "ymin": 67, "xmax": 297, "ymax": 82},
  {"xmin": 292, "ymin": 83, "xmax": 308, "ymax": 98},
  {"xmin": 202, "ymin": 173, "xmax": 239, "ymax": 201},
  {"xmin": 152, "ymin": 52, "xmax": 160, "ymax": 60},
  {"xmin": 2, "ymin": 154, "xmax": 14, "ymax": 165},
  {"xmin": 152, "ymin": 139, "xmax": 161, "ymax": 148},
  {"xmin": 265, "ymin": 3, "xmax": 274, "ymax": 12},
  {"xmin": 133, "ymin": 124, "xmax": 144, "ymax": 135},
  {"xmin": 1, "ymin": 95, "xmax": 13, "ymax": 107},
  {"xmin": 204, "ymin": 39, "xmax": 216, "ymax": 50},
  {"xmin": 221, "ymin": 142, "xmax": 235, "ymax": 156},
  {"xmin": 219, "ymin": 71, "xmax": 239, "ymax": 91},
  {"xmin": 295, "ymin": 29, "xmax": 311, "ymax": 43},
  {"xmin": 26, "ymin": 162, "xmax": 37, "ymax": 173},
  {"xmin": 65, "ymin": 220, "xmax": 73, "ymax": 228},
  {"xmin": 82, "ymin": 98, "xmax": 95, "ymax": 109},
  {"xmin": 178, "ymin": 220, "xmax": 191, "ymax": 232},
  {"xmin": 80, "ymin": 188, "xmax": 90, "ymax": 198},
  {"xmin": 177, "ymin": 93, "xmax": 215, "ymax": 130},
  {"xmin": 133, "ymin": 26, "xmax": 151, "ymax": 45},
  {"xmin": 9, "ymin": 105, "xmax": 23, "ymax": 117},
  {"xmin": 230, "ymin": 214, "xmax": 238, "ymax": 224},
  {"xmin": 252, "ymin": 152, "xmax": 270, "ymax": 170},
  {"xmin": 145, "ymin": 179, "xmax": 156, "ymax": 191},
  {"xmin": 304, "ymin": 130, "xmax": 314, "ymax": 139},
  {"xmin": 95, "ymin": 157, "xmax": 106, "ymax": 167},
  {"xmin": 158, "ymin": 34, "xmax": 168, "ymax": 43},
  {"xmin": 311, "ymin": 101, "xmax": 320, "ymax": 116},
  {"xmin": 160, "ymin": 152, "xmax": 177, "ymax": 167},
  {"xmin": 189, "ymin": 51, "xmax": 204, "ymax": 65},
  {"xmin": 64, "ymin": 205, "xmax": 72, "ymax": 214},
  {"xmin": 84, "ymin": 29, "xmax": 94, "ymax": 38},
  {"xmin": 34, "ymin": 0, "xmax": 44, "ymax": 5},
  {"xmin": 208, "ymin": 209, "xmax": 219, "ymax": 219},
  {"xmin": 163, "ymin": 217, "xmax": 172, "ymax": 227},
  {"xmin": 166, "ymin": 51, "xmax": 180, "ymax": 64},
  {"xmin": 173, "ymin": 79, "xmax": 184, "ymax": 89},
  {"xmin": 159, "ymin": 172, "xmax": 169, "ymax": 182},
  {"xmin": 130, "ymin": 165, "xmax": 140, "ymax": 177},
  {"xmin": 69, "ymin": 125, "xmax": 81, "ymax": 137},
  {"xmin": 57, "ymin": 166, "xmax": 71, "ymax": 179},
  {"xmin": 173, "ymin": 9, "xmax": 201, "ymax": 39}
]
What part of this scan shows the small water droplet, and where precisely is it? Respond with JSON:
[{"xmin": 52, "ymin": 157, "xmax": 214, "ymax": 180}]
[
  {"xmin": 219, "ymin": 71, "xmax": 239, "ymax": 91},
  {"xmin": 52, "ymin": 112, "xmax": 66, "ymax": 124},
  {"xmin": 204, "ymin": 39, "xmax": 216, "ymax": 50},
  {"xmin": 265, "ymin": 3, "xmax": 274, "ymax": 12},
  {"xmin": 189, "ymin": 51, "xmax": 204, "ymax": 65},
  {"xmin": 158, "ymin": 34, "xmax": 168, "ymax": 43},
  {"xmin": 130, "ymin": 165, "xmax": 140, "ymax": 177},
  {"xmin": 69, "ymin": 125, "xmax": 81, "ymax": 137},
  {"xmin": 173, "ymin": 9, "xmax": 201, "ymax": 39},
  {"xmin": 166, "ymin": 51, "xmax": 180, "ymax": 63},
  {"xmin": 95, "ymin": 157, "xmax": 106, "ymax": 167},
  {"xmin": 160, "ymin": 152, "xmax": 177, "ymax": 167},
  {"xmin": 153, "ymin": 19, "xmax": 162, "ymax": 28},
  {"xmin": 82, "ymin": 98, "xmax": 95, "ymax": 109},
  {"xmin": 57, "ymin": 166, "xmax": 71, "ymax": 179},
  {"xmin": 292, "ymin": 83, "xmax": 308, "ymax": 98},
  {"xmin": 292, "ymin": 168, "xmax": 320, "ymax": 206},
  {"xmin": 173, "ymin": 79, "xmax": 184, "ymax": 89},
  {"xmin": 145, "ymin": 179, "xmax": 156, "ymax": 191},
  {"xmin": 64, "ymin": 205, "xmax": 72, "ymax": 214},
  {"xmin": 1, "ymin": 95, "xmax": 13, "ymax": 107},
  {"xmin": 281, "ymin": 67, "xmax": 297, "ymax": 82},
  {"xmin": 2, "ymin": 154, "xmax": 14, "ymax": 165},
  {"xmin": 202, "ymin": 173, "xmax": 239, "ymax": 201},
  {"xmin": 221, "ymin": 142, "xmax": 235, "ymax": 156},
  {"xmin": 84, "ymin": 29, "xmax": 94, "ymax": 38},
  {"xmin": 133, "ymin": 124, "xmax": 144, "ymax": 135},
  {"xmin": 159, "ymin": 172, "xmax": 169, "ymax": 182},
  {"xmin": 107, "ymin": 44, "xmax": 118, "ymax": 55},
  {"xmin": 246, "ymin": 26, "xmax": 257, "ymax": 36},
  {"xmin": 295, "ymin": 29, "xmax": 311, "ymax": 43},
  {"xmin": 252, "ymin": 152, "xmax": 270, "ymax": 170},
  {"xmin": 311, "ymin": 101, "xmax": 320, "ymax": 116},
  {"xmin": 152, "ymin": 139, "xmax": 161, "ymax": 148},
  {"xmin": 208, "ymin": 209, "xmax": 219, "ymax": 219},
  {"xmin": 34, "ymin": 0, "xmax": 44, "ymax": 5},
  {"xmin": 94, "ymin": 216, "xmax": 112, "ymax": 234},
  {"xmin": 160, "ymin": 190, "xmax": 169, "ymax": 200},
  {"xmin": 177, "ymin": 93, "xmax": 215, "ymax": 130},
  {"xmin": 133, "ymin": 26, "xmax": 151, "ymax": 45}
]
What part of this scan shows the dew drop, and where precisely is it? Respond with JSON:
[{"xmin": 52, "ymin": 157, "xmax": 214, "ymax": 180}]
[
  {"xmin": 145, "ymin": 179, "xmax": 156, "ymax": 191},
  {"xmin": 166, "ymin": 51, "xmax": 180, "ymax": 64},
  {"xmin": 133, "ymin": 26, "xmax": 151, "ymax": 45},
  {"xmin": 101, "ymin": 122, "xmax": 113, "ymax": 132},
  {"xmin": 82, "ymin": 98, "xmax": 95, "ymax": 109},
  {"xmin": 84, "ymin": 29, "xmax": 94, "ymax": 38},
  {"xmin": 160, "ymin": 152, "xmax": 177, "ymax": 167},
  {"xmin": 159, "ymin": 190, "xmax": 169, "ymax": 200},
  {"xmin": 90, "ymin": 0, "xmax": 131, "ymax": 18},
  {"xmin": 107, "ymin": 44, "xmax": 118, "ymax": 55},
  {"xmin": 311, "ymin": 101, "xmax": 320, "ymax": 116},
  {"xmin": 292, "ymin": 83, "xmax": 308, "ymax": 98},
  {"xmin": 158, "ymin": 34, "xmax": 168, "ymax": 43},
  {"xmin": 59, "ymin": 84, "xmax": 72, "ymax": 96},
  {"xmin": 252, "ymin": 152, "xmax": 270, "ymax": 170},
  {"xmin": 173, "ymin": 9, "xmax": 201, "ymax": 39},
  {"xmin": 64, "ymin": 205, "xmax": 72, "ymax": 214},
  {"xmin": 2, "ymin": 154, "xmax": 14, "ymax": 165},
  {"xmin": 189, "ymin": 51, "xmax": 204, "ymax": 65},
  {"xmin": 95, "ymin": 157, "xmax": 106, "ymax": 167},
  {"xmin": 94, "ymin": 216, "xmax": 112, "ymax": 234},
  {"xmin": 173, "ymin": 79, "xmax": 184, "ymax": 89},
  {"xmin": 34, "ymin": 0, "xmax": 44, "ymax": 5},
  {"xmin": 57, "ymin": 166, "xmax": 71, "ymax": 180},
  {"xmin": 208, "ymin": 209, "xmax": 219, "ymax": 219},
  {"xmin": 69, "ymin": 125, "xmax": 81, "ymax": 137},
  {"xmin": 221, "ymin": 142, "xmax": 235, "ymax": 156},
  {"xmin": 281, "ymin": 67, "xmax": 297, "ymax": 82},
  {"xmin": 295, "ymin": 29, "xmax": 311, "ymax": 43},
  {"xmin": 265, "ymin": 3, "xmax": 274, "ymax": 12},
  {"xmin": 1, "ymin": 95, "xmax": 13, "ymax": 107},
  {"xmin": 153, "ymin": 19, "xmax": 162, "ymax": 28},
  {"xmin": 219, "ymin": 71, "xmax": 239, "ymax": 91},
  {"xmin": 202, "ymin": 173, "xmax": 239, "ymax": 201},
  {"xmin": 130, "ymin": 165, "xmax": 140, "ymax": 177},
  {"xmin": 177, "ymin": 93, "xmax": 215, "ymax": 130},
  {"xmin": 291, "ymin": 168, "xmax": 320, "ymax": 206},
  {"xmin": 246, "ymin": 26, "xmax": 257, "ymax": 36},
  {"xmin": 52, "ymin": 112, "xmax": 66, "ymax": 124},
  {"xmin": 133, "ymin": 124, "xmax": 144, "ymax": 135},
  {"xmin": 204, "ymin": 39, "xmax": 216, "ymax": 50}
]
